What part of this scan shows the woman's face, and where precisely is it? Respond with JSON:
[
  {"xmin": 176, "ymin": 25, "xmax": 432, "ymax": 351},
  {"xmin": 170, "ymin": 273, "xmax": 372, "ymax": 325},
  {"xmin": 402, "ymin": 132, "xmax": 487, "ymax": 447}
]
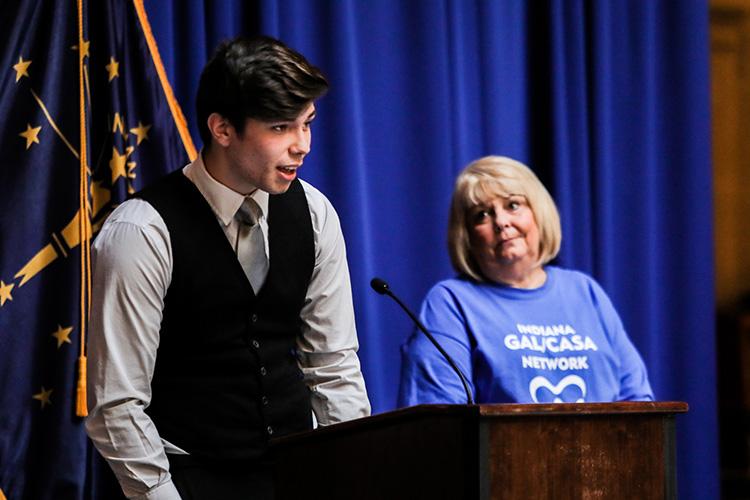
[{"xmin": 467, "ymin": 193, "xmax": 542, "ymax": 285}]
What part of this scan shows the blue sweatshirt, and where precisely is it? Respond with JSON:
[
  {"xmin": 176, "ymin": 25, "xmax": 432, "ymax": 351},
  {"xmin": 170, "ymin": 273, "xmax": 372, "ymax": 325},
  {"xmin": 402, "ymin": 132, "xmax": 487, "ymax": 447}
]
[{"xmin": 398, "ymin": 266, "xmax": 653, "ymax": 406}]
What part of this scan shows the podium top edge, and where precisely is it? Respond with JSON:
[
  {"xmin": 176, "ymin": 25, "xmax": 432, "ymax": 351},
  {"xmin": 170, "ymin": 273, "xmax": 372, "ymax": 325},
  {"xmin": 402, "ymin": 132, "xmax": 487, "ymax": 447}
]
[
  {"xmin": 269, "ymin": 401, "xmax": 688, "ymax": 449},
  {"xmin": 475, "ymin": 400, "xmax": 689, "ymax": 416}
]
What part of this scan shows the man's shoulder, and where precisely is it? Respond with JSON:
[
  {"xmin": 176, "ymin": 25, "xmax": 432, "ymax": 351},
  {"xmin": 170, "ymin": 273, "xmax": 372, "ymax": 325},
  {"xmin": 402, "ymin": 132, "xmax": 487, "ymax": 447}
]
[
  {"xmin": 296, "ymin": 178, "xmax": 337, "ymax": 220},
  {"xmin": 105, "ymin": 198, "xmax": 164, "ymax": 228},
  {"xmin": 92, "ymin": 198, "xmax": 169, "ymax": 260},
  {"xmin": 94, "ymin": 198, "xmax": 165, "ymax": 246},
  {"xmin": 296, "ymin": 178, "xmax": 326, "ymax": 202}
]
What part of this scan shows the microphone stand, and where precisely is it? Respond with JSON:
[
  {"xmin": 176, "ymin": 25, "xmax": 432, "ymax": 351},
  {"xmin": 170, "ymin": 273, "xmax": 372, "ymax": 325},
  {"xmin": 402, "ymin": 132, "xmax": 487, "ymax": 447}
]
[{"xmin": 371, "ymin": 278, "xmax": 474, "ymax": 405}]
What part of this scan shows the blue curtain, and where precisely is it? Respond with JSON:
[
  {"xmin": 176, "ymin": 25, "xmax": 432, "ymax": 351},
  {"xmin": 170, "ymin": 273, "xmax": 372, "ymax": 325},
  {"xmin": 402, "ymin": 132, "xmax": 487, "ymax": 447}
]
[{"xmin": 144, "ymin": 1, "xmax": 718, "ymax": 498}]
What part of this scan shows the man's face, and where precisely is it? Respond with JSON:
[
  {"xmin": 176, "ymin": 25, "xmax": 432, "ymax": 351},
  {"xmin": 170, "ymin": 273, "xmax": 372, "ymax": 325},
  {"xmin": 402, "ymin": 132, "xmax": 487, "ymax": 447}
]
[{"xmin": 224, "ymin": 102, "xmax": 317, "ymax": 195}]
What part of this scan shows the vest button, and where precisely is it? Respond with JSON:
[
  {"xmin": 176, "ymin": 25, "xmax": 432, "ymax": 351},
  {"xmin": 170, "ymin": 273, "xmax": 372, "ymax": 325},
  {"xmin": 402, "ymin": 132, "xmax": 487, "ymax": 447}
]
[
  {"xmin": 267, "ymin": 426, "xmax": 273, "ymax": 435},
  {"xmin": 262, "ymin": 396, "xmax": 269, "ymax": 405},
  {"xmin": 260, "ymin": 366, "xmax": 267, "ymax": 376},
  {"xmin": 252, "ymin": 340, "xmax": 260, "ymax": 348},
  {"xmin": 251, "ymin": 314, "xmax": 258, "ymax": 323}
]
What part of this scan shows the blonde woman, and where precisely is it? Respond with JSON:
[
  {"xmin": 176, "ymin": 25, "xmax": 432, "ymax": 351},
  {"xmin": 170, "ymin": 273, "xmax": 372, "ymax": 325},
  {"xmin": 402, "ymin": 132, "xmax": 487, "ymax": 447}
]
[{"xmin": 398, "ymin": 156, "xmax": 653, "ymax": 406}]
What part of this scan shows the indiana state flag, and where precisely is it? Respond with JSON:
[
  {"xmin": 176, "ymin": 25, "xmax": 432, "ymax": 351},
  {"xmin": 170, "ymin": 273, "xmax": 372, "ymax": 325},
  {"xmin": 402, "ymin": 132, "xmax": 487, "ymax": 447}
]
[{"xmin": 0, "ymin": 1, "xmax": 195, "ymax": 498}]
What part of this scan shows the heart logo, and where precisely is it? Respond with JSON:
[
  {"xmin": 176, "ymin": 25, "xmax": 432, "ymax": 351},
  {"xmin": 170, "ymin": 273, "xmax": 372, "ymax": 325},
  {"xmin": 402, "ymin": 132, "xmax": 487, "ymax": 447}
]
[{"xmin": 529, "ymin": 374, "xmax": 586, "ymax": 403}]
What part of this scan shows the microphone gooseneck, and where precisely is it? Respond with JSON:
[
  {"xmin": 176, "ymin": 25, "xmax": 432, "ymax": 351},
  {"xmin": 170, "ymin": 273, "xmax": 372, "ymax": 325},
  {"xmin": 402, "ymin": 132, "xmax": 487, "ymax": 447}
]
[{"xmin": 370, "ymin": 277, "xmax": 474, "ymax": 405}]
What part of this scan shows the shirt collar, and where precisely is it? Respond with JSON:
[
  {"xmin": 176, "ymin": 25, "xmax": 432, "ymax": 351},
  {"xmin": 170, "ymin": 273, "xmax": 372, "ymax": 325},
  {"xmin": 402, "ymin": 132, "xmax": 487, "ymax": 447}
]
[{"xmin": 183, "ymin": 150, "xmax": 270, "ymax": 226}]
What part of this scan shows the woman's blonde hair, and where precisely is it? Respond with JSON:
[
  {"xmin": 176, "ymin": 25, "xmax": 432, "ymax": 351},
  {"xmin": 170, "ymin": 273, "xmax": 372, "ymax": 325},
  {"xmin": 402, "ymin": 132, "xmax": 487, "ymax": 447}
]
[{"xmin": 447, "ymin": 156, "xmax": 562, "ymax": 281}]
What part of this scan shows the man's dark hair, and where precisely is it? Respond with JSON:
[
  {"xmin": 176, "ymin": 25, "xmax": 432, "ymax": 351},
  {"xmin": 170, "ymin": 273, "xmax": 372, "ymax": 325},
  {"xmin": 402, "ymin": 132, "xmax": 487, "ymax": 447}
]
[{"xmin": 196, "ymin": 35, "xmax": 330, "ymax": 147}]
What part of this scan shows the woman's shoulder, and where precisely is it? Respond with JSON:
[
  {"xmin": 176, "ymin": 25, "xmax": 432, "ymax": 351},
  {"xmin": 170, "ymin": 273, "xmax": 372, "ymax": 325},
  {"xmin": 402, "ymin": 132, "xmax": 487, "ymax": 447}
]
[
  {"xmin": 547, "ymin": 265, "xmax": 599, "ymax": 284},
  {"xmin": 545, "ymin": 266, "xmax": 610, "ymax": 298},
  {"xmin": 422, "ymin": 275, "xmax": 482, "ymax": 302},
  {"xmin": 428, "ymin": 274, "xmax": 482, "ymax": 293}
]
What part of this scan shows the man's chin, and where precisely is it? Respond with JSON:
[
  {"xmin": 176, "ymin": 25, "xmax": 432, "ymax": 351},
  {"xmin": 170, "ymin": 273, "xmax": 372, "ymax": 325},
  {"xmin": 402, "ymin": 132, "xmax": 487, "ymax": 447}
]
[{"xmin": 264, "ymin": 180, "xmax": 293, "ymax": 195}]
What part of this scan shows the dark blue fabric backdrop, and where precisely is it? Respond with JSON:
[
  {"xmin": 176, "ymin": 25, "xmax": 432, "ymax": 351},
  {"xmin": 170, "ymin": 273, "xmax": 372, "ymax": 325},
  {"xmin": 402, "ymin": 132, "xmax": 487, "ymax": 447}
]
[{"xmin": 144, "ymin": 1, "xmax": 718, "ymax": 499}]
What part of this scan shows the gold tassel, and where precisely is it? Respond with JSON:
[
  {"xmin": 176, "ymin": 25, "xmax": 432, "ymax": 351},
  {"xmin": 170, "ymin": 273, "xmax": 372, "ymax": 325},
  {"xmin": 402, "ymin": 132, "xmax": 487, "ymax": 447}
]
[
  {"xmin": 75, "ymin": 0, "xmax": 90, "ymax": 420},
  {"xmin": 76, "ymin": 355, "xmax": 88, "ymax": 417}
]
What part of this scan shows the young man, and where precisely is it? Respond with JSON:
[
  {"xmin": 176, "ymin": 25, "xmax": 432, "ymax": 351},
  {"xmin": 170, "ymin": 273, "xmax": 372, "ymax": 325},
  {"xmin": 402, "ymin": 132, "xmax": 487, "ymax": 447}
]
[{"xmin": 86, "ymin": 36, "xmax": 370, "ymax": 500}]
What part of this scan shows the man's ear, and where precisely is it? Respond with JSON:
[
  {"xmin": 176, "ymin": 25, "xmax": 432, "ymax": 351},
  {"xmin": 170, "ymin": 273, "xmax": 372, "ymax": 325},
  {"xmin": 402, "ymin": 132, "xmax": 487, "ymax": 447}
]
[{"xmin": 207, "ymin": 113, "xmax": 232, "ymax": 147}]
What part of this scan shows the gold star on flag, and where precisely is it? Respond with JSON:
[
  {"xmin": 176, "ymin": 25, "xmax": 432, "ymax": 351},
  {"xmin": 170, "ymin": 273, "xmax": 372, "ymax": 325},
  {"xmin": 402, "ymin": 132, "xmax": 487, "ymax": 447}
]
[
  {"xmin": 19, "ymin": 123, "xmax": 41, "ymax": 149},
  {"xmin": 110, "ymin": 147, "xmax": 129, "ymax": 183},
  {"xmin": 130, "ymin": 121, "xmax": 152, "ymax": 145},
  {"xmin": 106, "ymin": 57, "xmax": 119, "ymax": 82},
  {"xmin": 13, "ymin": 56, "xmax": 31, "ymax": 82},
  {"xmin": 72, "ymin": 40, "xmax": 90, "ymax": 58},
  {"xmin": 0, "ymin": 281, "xmax": 13, "ymax": 306},
  {"xmin": 51, "ymin": 325, "xmax": 73, "ymax": 348},
  {"xmin": 33, "ymin": 387, "xmax": 53, "ymax": 409}
]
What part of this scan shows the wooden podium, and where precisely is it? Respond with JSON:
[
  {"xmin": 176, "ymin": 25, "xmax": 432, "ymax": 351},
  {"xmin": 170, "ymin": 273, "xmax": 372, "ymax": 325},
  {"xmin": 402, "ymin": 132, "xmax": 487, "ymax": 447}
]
[{"xmin": 270, "ymin": 401, "xmax": 688, "ymax": 500}]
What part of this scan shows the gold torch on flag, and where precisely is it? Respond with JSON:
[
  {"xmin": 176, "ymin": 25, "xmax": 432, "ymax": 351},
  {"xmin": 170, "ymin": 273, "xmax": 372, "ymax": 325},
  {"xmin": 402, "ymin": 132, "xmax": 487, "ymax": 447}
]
[{"xmin": 0, "ymin": 0, "xmax": 194, "ymax": 498}]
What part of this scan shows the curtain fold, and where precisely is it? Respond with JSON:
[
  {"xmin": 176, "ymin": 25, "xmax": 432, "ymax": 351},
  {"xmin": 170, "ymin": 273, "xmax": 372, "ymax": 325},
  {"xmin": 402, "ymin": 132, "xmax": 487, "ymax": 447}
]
[{"xmin": 143, "ymin": 2, "xmax": 718, "ymax": 498}]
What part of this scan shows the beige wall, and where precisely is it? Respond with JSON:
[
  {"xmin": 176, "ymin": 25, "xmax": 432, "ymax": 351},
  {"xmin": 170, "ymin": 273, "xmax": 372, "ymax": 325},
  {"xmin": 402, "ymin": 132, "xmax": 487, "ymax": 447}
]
[{"xmin": 711, "ymin": 0, "xmax": 750, "ymax": 312}]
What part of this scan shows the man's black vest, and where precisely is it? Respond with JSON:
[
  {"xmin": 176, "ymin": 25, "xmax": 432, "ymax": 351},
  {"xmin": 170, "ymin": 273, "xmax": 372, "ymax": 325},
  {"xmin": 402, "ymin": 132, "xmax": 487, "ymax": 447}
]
[{"xmin": 136, "ymin": 170, "xmax": 315, "ymax": 460}]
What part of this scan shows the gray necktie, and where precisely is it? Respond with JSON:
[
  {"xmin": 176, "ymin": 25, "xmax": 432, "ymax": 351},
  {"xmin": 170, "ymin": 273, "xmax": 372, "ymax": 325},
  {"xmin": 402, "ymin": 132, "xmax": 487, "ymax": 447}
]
[{"xmin": 236, "ymin": 197, "xmax": 269, "ymax": 293}]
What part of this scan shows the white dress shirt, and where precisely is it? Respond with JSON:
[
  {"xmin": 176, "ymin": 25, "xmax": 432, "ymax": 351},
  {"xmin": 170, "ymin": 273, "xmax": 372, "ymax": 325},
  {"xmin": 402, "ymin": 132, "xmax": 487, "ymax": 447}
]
[{"xmin": 85, "ymin": 154, "xmax": 370, "ymax": 500}]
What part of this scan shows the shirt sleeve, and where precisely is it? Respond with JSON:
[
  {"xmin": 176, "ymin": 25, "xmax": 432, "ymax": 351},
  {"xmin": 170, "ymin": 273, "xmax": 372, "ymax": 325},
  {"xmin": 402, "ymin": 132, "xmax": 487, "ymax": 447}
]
[
  {"xmin": 84, "ymin": 199, "xmax": 183, "ymax": 500},
  {"xmin": 295, "ymin": 182, "xmax": 371, "ymax": 425},
  {"xmin": 589, "ymin": 280, "xmax": 655, "ymax": 401},
  {"xmin": 397, "ymin": 284, "xmax": 475, "ymax": 407}
]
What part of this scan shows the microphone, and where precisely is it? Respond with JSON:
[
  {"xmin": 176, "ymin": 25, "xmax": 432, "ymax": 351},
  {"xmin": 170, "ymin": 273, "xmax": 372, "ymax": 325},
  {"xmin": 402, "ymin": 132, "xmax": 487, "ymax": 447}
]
[{"xmin": 370, "ymin": 277, "xmax": 474, "ymax": 405}]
